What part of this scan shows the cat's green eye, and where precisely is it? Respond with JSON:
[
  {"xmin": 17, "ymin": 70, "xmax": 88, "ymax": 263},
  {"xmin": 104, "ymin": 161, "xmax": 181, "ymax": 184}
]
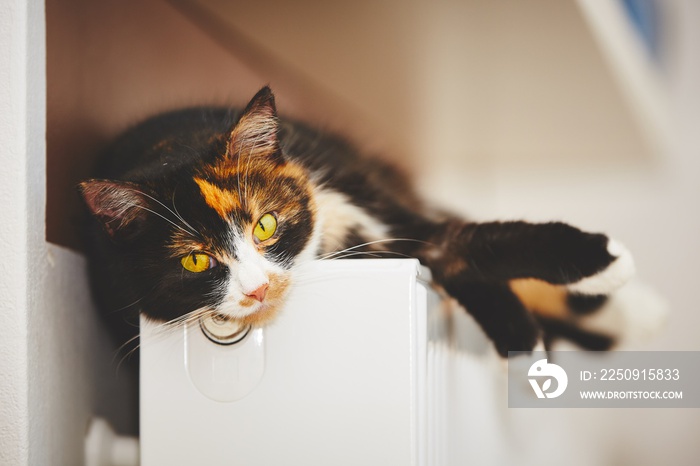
[
  {"xmin": 253, "ymin": 213, "xmax": 277, "ymax": 243},
  {"xmin": 181, "ymin": 252, "xmax": 216, "ymax": 273}
]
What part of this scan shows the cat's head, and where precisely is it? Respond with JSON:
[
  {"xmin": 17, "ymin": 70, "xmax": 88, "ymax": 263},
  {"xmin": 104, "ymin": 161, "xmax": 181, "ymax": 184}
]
[{"xmin": 80, "ymin": 87, "xmax": 319, "ymax": 327}]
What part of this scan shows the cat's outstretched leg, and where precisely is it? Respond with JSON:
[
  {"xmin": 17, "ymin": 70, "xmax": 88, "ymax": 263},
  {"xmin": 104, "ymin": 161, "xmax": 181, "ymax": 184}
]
[
  {"xmin": 519, "ymin": 281, "xmax": 668, "ymax": 352},
  {"xmin": 422, "ymin": 220, "xmax": 634, "ymax": 287},
  {"xmin": 511, "ymin": 279, "xmax": 616, "ymax": 350},
  {"xmin": 405, "ymin": 219, "xmax": 635, "ymax": 356},
  {"xmin": 442, "ymin": 278, "xmax": 543, "ymax": 356}
]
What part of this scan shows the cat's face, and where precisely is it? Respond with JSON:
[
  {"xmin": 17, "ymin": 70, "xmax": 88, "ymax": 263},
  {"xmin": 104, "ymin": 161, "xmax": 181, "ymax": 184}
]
[{"xmin": 81, "ymin": 88, "xmax": 319, "ymax": 327}]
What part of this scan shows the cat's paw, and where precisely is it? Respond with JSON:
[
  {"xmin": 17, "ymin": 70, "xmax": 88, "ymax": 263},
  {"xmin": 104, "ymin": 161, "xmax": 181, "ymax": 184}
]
[
  {"xmin": 491, "ymin": 316, "xmax": 542, "ymax": 357},
  {"xmin": 579, "ymin": 280, "xmax": 669, "ymax": 346},
  {"xmin": 566, "ymin": 238, "xmax": 635, "ymax": 295}
]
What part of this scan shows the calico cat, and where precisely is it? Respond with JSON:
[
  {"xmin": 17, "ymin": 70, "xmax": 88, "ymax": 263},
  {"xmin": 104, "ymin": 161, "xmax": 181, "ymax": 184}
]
[{"xmin": 80, "ymin": 86, "xmax": 635, "ymax": 357}]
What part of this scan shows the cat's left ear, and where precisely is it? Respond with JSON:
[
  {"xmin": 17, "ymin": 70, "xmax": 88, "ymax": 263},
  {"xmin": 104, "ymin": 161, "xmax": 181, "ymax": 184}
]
[{"xmin": 227, "ymin": 86, "xmax": 284, "ymax": 164}]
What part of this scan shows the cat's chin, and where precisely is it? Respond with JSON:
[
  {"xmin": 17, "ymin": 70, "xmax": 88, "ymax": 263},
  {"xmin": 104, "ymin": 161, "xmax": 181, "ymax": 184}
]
[{"xmin": 228, "ymin": 303, "xmax": 282, "ymax": 328}]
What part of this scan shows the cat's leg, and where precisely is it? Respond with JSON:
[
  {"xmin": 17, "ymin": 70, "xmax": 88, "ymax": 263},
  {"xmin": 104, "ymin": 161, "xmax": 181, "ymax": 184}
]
[
  {"xmin": 563, "ymin": 282, "xmax": 668, "ymax": 349},
  {"xmin": 512, "ymin": 277, "xmax": 668, "ymax": 351},
  {"xmin": 420, "ymin": 220, "xmax": 634, "ymax": 289},
  {"xmin": 442, "ymin": 278, "xmax": 543, "ymax": 356},
  {"xmin": 400, "ymin": 219, "xmax": 635, "ymax": 355},
  {"xmin": 510, "ymin": 278, "xmax": 615, "ymax": 350},
  {"xmin": 537, "ymin": 316, "xmax": 615, "ymax": 351}
]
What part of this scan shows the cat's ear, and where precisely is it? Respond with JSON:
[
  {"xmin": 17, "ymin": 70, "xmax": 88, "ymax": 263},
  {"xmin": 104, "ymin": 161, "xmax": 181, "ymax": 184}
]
[
  {"xmin": 79, "ymin": 179, "xmax": 153, "ymax": 240},
  {"xmin": 227, "ymin": 86, "xmax": 283, "ymax": 164}
]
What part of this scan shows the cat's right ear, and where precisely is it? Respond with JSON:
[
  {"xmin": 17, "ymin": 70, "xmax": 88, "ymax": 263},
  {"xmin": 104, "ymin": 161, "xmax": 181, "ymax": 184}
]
[
  {"xmin": 79, "ymin": 180, "xmax": 153, "ymax": 241},
  {"xmin": 226, "ymin": 86, "xmax": 283, "ymax": 164}
]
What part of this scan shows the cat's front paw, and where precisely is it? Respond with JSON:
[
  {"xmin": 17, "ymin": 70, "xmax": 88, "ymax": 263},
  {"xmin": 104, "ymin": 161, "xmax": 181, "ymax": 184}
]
[
  {"xmin": 491, "ymin": 315, "xmax": 542, "ymax": 357},
  {"xmin": 566, "ymin": 238, "xmax": 635, "ymax": 295},
  {"xmin": 578, "ymin": 280, "xmax": 669, "ymax": 346}
]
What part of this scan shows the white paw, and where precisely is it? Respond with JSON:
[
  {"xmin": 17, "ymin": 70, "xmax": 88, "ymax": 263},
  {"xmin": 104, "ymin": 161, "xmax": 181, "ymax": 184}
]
[
  {"xmin": 579, "ymin": 280, "xmax": 669, "ymax": 345},
  {"xmin": 567, "ymin": 239, "xmax": 636, "ymax": 295}
]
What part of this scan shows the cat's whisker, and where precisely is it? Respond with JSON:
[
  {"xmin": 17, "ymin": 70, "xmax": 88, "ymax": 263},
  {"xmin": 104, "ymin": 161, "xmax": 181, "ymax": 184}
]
[
  {"xmin": 243, "ymin": 144, "xmax": 252, "ymax": 209},
  {"xmin": 112, "ymin": 333, "xmax": 141, "ymax": 365},
  {"xmin": 319, "ymin": 238, "xmax": 432, "ymax": 261},
  {"xmin": 106, "ymin": 297, "xmax": 144, "ymax": 315},
  {"xmin": 171, "ymin": 187, "xmax": 201, "ymax": 237},
  {"xmin": 113, "ymin": 333, "xmax": 143, "ymax": 375},
  {"xmin": 236, "ymin": 138, "xmax": 244, "ymax": 210},
  {"xmin": 161, "ymin": 306, "xmax": 212, "ymax": 331},
  {"xmin": 116, "ymin": 342, "xmax": 141, "ymax": 375},
  {"xmin": 154, "ymin": 312, "xmax": 191, "ymax": 331},
  {"xmin": 321, "ymin": 250, "xmax": 416, "ymax": 261},
  {"xmin": 162, "ymin": 313, "xmax": 196, "ymax": 330},
  {"xmin": 242, "ymin": 133, "xmax": 262, "ymax": 209},
  {"xmin": 243, "ymin": 133, "xmax": 268, "ymax": 210},
  {"xmin": 131, "ymin": 189, "xmax": 200, "ymax": 237},
  {"xmin": 122, "ymin": 202, "xmax": 197, "ymax": 238},
  {"xmin": 286, "ymin": 273, "xmax": 337, "ymax": 286}
]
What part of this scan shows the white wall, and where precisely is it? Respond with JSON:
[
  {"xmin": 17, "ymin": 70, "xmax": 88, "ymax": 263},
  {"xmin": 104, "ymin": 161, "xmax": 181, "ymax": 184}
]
[
  {"xmin": 0, "ymin": 0, "xmax": 33, "ymax": 463},
  {"xmin": 0, "ymin": 2, "xmax": 135, "ymax": 465},
  {"xmin": 420, "ymin": 3, "xmax": 700, "ymax": 463},
  {"xmin": 434, "ymin": 2, "xmax": 700, "ymax": 465}
]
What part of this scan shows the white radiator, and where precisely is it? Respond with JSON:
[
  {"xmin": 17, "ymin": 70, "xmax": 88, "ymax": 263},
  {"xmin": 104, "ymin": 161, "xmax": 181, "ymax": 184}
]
[{"xmin": 139, "ymin": 259, "xmax": 604, "ymax": 466}]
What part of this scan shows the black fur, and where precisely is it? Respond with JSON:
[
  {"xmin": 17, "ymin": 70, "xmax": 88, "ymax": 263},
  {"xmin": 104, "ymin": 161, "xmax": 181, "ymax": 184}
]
[{"xmin": 568, "ymin": 293, "xmax": 609, "ymax": 315}]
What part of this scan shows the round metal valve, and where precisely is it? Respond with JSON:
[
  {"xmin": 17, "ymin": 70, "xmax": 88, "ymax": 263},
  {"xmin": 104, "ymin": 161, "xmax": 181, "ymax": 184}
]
[{"xmin": 199, "ymin": 314, "xmax": 251, "ymax": 345}]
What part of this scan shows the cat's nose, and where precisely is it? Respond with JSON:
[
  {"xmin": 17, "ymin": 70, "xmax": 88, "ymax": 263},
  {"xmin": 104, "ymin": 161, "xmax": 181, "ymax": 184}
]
[{"xmin": 245, "ymin": 283, "xmax": 269, "ymax": 302}]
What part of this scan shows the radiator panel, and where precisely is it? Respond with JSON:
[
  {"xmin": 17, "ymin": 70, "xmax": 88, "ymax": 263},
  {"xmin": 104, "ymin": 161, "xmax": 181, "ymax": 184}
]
[{"xmin": 141, "ymin": 260, "xmax": 433, "ymax": 465}]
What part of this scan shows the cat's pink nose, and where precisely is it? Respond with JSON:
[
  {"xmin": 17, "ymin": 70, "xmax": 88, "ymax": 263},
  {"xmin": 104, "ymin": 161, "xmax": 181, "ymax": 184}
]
[{"xmin": 245, "ymin": 283, "xmax": 269, "ymax": 302}]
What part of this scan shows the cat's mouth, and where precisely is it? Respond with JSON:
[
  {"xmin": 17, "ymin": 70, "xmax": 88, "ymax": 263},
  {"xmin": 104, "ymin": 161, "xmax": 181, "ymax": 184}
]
[
  {"xmin": 226, "ymin": 301, "xmax": 284, "ymax": 327},
  {"xmin": 218, "ymin": 273, "xmax": 292, "ymax": 327}
]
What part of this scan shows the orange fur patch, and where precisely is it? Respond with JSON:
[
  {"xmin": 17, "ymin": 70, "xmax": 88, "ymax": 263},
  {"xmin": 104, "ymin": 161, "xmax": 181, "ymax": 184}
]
[
  {"xmin": 510, "ymin": 278, "xmax": 569, "ymax": 319},
  {"xmin": 194, "ymin": 177, "xmax": 240, "ymax": 219},
  {"xmin": 236, "ymin": 304, "xmax": 279, "ymax": 327}
]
